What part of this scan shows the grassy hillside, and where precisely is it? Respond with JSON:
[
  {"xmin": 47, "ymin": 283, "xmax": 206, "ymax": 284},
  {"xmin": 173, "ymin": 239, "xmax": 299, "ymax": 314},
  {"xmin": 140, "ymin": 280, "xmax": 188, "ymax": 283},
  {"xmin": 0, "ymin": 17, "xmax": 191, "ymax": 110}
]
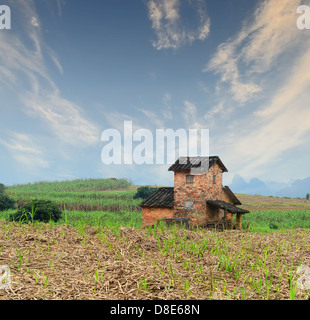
[
  {"xmin": 2, "ymin": 178, "xmax": 143, "ymax": 228},
  {"xmin": 237, "ymin": 193, "xmax": 310, "ymax": 211},
  {"xmin": 236, "ymin": 194, "xmax": 310, "ymax": 232},
  {"xmin": 2, "ymin": 179, "xmax": 310, "ymax": 232},
  {"xmin": 6, "ymin": 178, "xmax": 141, "ymax": 212}
]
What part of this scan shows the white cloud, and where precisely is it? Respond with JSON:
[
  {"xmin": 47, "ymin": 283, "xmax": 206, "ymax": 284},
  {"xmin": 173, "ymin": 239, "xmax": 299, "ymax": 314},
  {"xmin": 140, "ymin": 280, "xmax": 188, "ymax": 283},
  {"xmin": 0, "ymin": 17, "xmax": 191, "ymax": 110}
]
[
  {"xmin": 204, "ymin": 100, "xmax": 226, "ymax": 123},
  {"xmin": 240, "ymin": 0, "xmax": 303, "ymax": 73},
  {"xmin": 0, "ymin": 132, "xmax": 49, "ymax": 169},
  {"xmin": 183, "ymin": 100, "xmax": 197, "ymax": 126},
  {"xmin": 137, "ymin": 108, "xmax": 165, "ymax": 128},
  {"xmin": 204, "ymin": 0, "xmax": 303, "ymax": 104},
  {"xmin": 182, "ymin": 100, "xmax": 208, "ymax": 131},
  {"xmin": 147, "ymin": 0, "xmax": 210, "ymax": 50},
  {"xmin": 202, "ymin": 0, "xmax": 310, "ymax": 182},
  {"xmin": 31, "ymin": 16, "xmax": 40, "ymax": 28},
  {"xmin": 23, "ymin": 92, "xmax": 99, "ymax": 145},
  {"xmin": 47, "ymin": 47, "xmax": 64, "ymax": 75},
  {"xmin": 56, "ymin": 0, "xmax": 65, "ymax": 17},
  {"xmin": 0, "ymin": 0, "xmax": 99, "ymax": 147},
  {"xmin": 217, "ymin": 46, "xmax": 310, "ymax": 181}
]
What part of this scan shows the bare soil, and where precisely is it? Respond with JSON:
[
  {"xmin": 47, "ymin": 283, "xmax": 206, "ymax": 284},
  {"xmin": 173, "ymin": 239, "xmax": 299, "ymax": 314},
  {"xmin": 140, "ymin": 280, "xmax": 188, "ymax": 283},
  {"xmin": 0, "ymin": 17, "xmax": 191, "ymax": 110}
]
[{"xmin": 1, "ymin": 221, "xmax": 310, "ymax": 300}]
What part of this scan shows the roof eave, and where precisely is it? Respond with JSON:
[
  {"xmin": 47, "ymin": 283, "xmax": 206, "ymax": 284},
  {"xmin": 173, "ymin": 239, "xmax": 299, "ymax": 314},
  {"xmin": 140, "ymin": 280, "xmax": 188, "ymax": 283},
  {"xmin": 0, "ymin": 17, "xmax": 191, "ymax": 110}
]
[
  {"xmin": 206, "ymin": 200, "xmax": 249, "ymax": 214},
  {"xmin": 223, "ymin": 186, "xmax": 242, "ymax": 205}
]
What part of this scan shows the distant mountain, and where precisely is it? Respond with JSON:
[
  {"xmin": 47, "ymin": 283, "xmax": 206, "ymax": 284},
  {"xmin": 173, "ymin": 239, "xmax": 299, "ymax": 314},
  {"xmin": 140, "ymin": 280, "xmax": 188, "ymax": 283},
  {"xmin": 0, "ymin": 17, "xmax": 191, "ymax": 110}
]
[
  {"xmin": 276, "ymin": 177, "xmax": 310, "ymax": 198},
  {"xmin": 229, "ymin": 174, "xmax": 273, "ymax": 196},
  {"xmin": 247, "ymin": 178, "xmax": 273, "ymax": 196},
  {"xmin": 265, "ymin": 181, "xmax": 289, "ymax": 195},
  {"xmin": 229, "ymin": 174, "xmax": 249, "ymax": 194},
  {"xmin": 229, "ymin": 174, "xmax": 310, "ymax": 198}
]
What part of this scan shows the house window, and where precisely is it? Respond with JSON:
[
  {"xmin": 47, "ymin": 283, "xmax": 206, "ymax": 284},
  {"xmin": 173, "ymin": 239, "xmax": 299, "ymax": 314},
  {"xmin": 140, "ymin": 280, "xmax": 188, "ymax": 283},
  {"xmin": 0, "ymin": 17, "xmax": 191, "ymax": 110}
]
[
  {"xmin": 184, "ymin": 200, "xmax": 194, "ymax": 210},
  {"xmin": 186, "ymin": 175, "xmax": 194, "ymax": 184},
  {"xmin": 213, "ymin": 175, "xmax": 217, "ymax": 184},
  {"xmin": 221, "ymin": 209, "xmax": 225, "ymax": 219}
]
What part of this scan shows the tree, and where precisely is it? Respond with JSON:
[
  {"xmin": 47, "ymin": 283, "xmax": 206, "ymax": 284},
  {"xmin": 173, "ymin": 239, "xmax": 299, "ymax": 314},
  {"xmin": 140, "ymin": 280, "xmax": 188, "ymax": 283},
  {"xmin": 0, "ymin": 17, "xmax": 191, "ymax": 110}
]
[
  {"xmin": 9, "ymin": 199, "xmax": 62, "ymax": 223},
  {"xmin": 0, "ymin": 183, "xmax": 15, "ymax": 211},
  {"xmin": 0, "ymin": 183, "xmax": 5, "ymax": 194},
  {"xmin": 306, "ymin": 193, "xmax": 310, "ymax": 200},
  {"xmin": 133, "ymin": 186, "xmax": 158, "ymax": 200}
]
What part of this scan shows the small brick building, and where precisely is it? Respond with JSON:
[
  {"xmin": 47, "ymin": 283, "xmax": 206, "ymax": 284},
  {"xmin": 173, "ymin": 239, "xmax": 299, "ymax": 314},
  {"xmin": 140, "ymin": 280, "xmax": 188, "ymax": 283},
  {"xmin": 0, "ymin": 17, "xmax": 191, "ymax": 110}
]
[{"xmin": 140, "ymin": 156, "xmax": 249, "ymax": 230}]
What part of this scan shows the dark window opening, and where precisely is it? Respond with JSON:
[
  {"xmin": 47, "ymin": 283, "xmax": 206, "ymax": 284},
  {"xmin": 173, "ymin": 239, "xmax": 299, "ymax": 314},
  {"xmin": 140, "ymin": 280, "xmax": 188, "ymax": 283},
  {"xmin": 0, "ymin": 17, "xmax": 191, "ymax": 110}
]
[
  {"xmin": 213, "ymin": 175, "xmax": 217, "ymax": 184},
  {"xmin": 186, "ymin": 175, "xmax": 194, "ymax": 184},
  {"xmin": 221, "ymin": 209, "xmax": 225, "ymax": 219}
]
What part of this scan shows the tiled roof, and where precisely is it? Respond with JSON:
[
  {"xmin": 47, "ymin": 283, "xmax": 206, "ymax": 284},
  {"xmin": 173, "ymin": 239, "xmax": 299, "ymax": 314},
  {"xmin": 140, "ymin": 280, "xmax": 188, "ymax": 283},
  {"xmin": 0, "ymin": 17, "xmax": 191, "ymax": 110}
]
[
  {"xmin": 222, "ymin": 186, "xmax": 242, "ymax": 205},
  {"xmin": 168, "ymin": 156, "xmax": 228, "ymax": 173},
  {"xmin": 140, "ymin": 187, "xmax": 174, "ymax": 208},
  {"xmin": 206, "ymin": 200, "xmax": 249, "ymax": 214}
]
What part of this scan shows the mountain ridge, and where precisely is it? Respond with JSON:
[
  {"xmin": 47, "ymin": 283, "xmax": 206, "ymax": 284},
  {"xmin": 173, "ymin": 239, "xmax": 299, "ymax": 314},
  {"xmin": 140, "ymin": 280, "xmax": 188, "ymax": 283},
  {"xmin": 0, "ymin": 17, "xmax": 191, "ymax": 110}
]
[{"xmin": 229, "ymin": 174, "xmax": 310, "ymax": 198}]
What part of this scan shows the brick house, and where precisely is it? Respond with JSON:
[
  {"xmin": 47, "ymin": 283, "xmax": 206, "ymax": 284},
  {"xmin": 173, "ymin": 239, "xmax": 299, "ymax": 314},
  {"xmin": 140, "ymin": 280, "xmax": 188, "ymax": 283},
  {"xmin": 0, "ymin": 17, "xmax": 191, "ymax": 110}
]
[{"xmin": 140, "ymin": 156, "xmax": 249, "ymax": 230}]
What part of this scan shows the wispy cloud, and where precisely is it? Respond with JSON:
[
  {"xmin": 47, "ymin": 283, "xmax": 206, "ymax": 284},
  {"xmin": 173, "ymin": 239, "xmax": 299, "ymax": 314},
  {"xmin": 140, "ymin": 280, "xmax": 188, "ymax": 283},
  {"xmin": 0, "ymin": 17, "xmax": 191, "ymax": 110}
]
[
  {"xmin": 162, "ymin": 93, "xmax": 173, "ymax": 119},
  {"xmin": 30, "ymin": 16, "xmax": 40, "ymax": 28},
  {"xmin": 204, "ymin": 0, "xmax": 303, "ymax": 104},
  {"xmin": 202, "ymin": 0, "xmax": 310, "ymax": 182},
  {"xmin": 56, "ymin": 0, "xmax": 65, "ymax": 17},
  {"xmin": 137, "ymin": 108, "xmax": 165, "ymax": 128},
  {"xmin": 23, "ymin": 92, "xmax": 99, "ymax": 145},
  {"xmin": 46, "ymin": 47, "xmax": 64, "ymax": 75},
  {"xmin": 147, "ymin": 0, "xmax": 210, "ymax": 50},
  {"xmin": 183, "ymin": 100, "xmax": 197, "ymax": 127},
  {"xmin": 0, "ymin": 0, "xmax": 99, "ymax": 147},
  {"xmin": 0, "ymin": 132, "xmax": 49, "ymax": 169}
]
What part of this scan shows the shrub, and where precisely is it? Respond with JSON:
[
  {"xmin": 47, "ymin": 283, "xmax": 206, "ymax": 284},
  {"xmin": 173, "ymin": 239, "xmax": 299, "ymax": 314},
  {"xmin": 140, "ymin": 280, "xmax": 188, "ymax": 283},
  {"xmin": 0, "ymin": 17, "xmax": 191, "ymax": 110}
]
[
  {"xmin": 0, "ymin": 183, "xmax": 15, "ymax": 211},
  {"xmin": 9, "ymin": 199, "xmax": 62, "ymax": 223},
  {"xmin": 269, "ymin": 222, "xmax": 279, "ymax": 230},
  {"xmin": 133, "ymin": 186, "xmax": 158, "ymax": 200}
]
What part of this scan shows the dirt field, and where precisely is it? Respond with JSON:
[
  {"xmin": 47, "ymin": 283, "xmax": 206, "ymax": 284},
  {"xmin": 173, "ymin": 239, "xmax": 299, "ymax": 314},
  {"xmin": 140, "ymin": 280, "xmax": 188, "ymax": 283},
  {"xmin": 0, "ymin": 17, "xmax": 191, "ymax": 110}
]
[{"xmin": 1, "ymin": 221, "xmax": 310, "ymax": 300}]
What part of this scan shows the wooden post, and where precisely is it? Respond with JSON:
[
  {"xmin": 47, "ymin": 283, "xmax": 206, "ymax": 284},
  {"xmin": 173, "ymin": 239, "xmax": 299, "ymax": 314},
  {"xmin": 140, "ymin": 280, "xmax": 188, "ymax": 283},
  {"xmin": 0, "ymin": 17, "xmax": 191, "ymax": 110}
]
[{"xmin": 236, "ymin": 213, "xmax": 242, "ymax": 229}]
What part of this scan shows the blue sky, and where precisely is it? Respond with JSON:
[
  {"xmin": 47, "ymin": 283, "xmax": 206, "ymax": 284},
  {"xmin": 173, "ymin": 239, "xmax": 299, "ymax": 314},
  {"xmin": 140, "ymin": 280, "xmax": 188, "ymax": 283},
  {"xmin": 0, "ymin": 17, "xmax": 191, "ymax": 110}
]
[{"xmin": 0, "ymin": 0, "xmax": 310, "ymax": 187}]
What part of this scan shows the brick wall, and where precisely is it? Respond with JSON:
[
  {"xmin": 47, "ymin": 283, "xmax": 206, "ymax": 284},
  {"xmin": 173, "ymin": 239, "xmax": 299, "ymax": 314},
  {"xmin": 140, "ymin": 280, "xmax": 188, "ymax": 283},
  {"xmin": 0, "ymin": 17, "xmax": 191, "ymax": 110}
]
[
  {"xmin": 142, "ymin": 161, "xmax": 240, "ymax": 229},
  {"xmin": 142, "ymin": 207, "xmax": 174, "ymax": 227},
  {"xmin": 173, "ymin": 162, "xmax": 224, "ymax": 226},
  {"xmin": 221, "ymin": 189, "xmax": 232, "ymax": 203}
]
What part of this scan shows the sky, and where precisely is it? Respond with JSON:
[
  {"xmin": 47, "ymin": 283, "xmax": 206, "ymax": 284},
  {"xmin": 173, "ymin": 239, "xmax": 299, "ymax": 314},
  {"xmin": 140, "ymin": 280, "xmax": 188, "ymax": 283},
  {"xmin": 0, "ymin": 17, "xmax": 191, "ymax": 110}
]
[{"xmin": 0, "ymin": 0, "xmax": 310, "ymax": 187}]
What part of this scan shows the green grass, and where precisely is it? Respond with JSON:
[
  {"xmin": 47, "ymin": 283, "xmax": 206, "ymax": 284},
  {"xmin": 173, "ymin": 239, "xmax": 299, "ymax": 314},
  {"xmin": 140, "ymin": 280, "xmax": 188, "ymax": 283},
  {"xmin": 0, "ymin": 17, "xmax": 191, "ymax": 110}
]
[
  {"xmin": 1, "ymin": 178, "xmax": 142, "ymax": 229},
  {"xmin": 243, "ymin": 210, "xmax": 310, "ymax": 232},
  {"xmin": 6, "ymin": 179, "xmax": 141, "ymax": 212},
  {"xmin": 2, "ymin": 178, "xmax": 310, "ymax": 233},
  {"xmin": 7, "ymin": 178, "xmax": 132, "ymax": 193},
  {"xmin": 2, "ymin": 208, "xmax": 310, "ymax": 233},
  {"xmin": 58, "ymin": 209, "xmax": 142, "ymax": 228},
  {"xmin": 0, "ymin": 208, "xmax": 142, "ymax": 229}
]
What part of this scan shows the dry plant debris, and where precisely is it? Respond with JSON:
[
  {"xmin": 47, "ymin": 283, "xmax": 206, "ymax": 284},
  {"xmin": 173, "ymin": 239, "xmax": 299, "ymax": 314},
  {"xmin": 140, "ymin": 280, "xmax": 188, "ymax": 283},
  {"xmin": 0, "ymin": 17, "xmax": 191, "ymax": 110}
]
[{"xmin": 1, "ymin": 221, "xmax": 310, "ymax": 300}]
